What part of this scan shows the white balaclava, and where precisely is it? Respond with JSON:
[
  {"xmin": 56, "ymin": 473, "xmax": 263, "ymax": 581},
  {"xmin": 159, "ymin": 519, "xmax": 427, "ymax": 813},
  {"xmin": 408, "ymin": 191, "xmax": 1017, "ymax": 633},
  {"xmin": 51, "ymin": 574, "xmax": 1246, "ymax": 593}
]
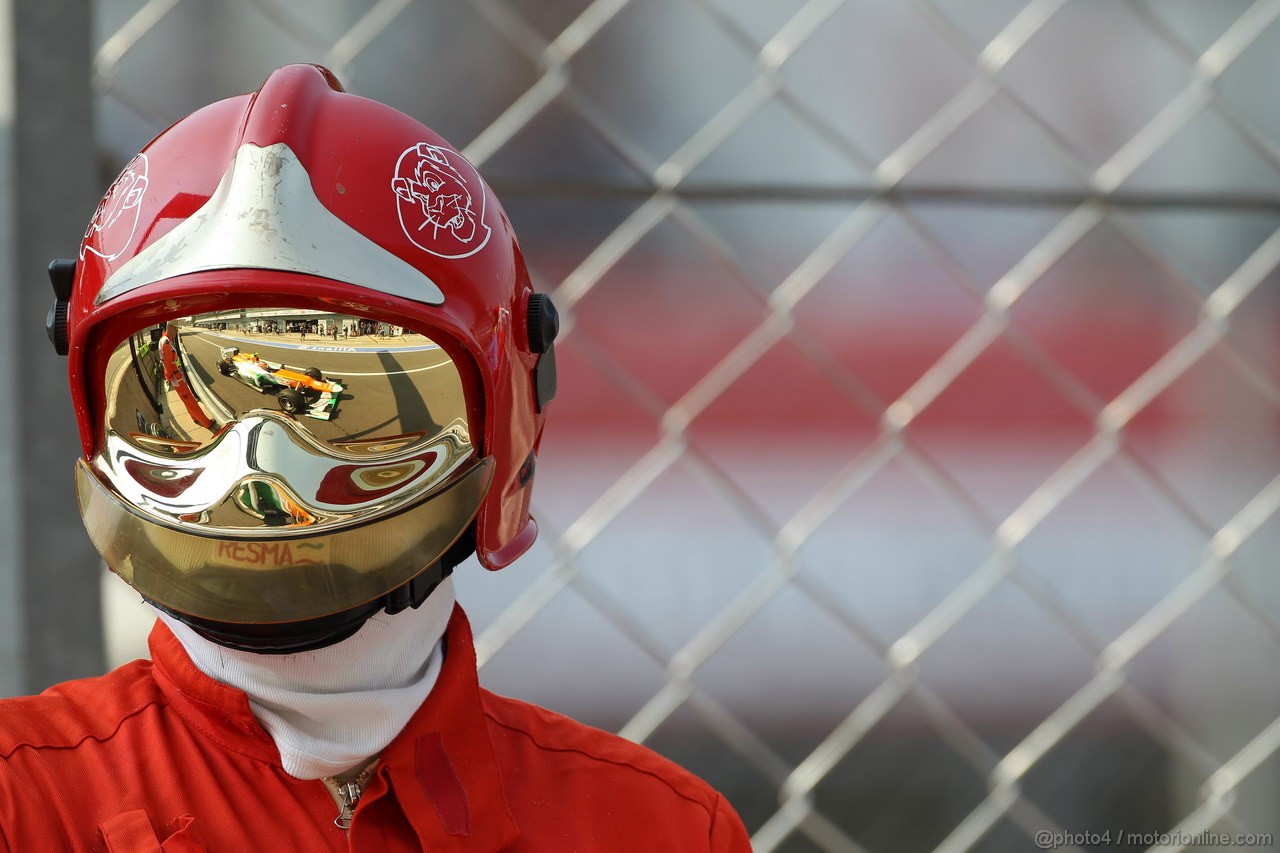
[{"xmin": 158, "ymin": 577, "xmax": 455, "ymax": 780}]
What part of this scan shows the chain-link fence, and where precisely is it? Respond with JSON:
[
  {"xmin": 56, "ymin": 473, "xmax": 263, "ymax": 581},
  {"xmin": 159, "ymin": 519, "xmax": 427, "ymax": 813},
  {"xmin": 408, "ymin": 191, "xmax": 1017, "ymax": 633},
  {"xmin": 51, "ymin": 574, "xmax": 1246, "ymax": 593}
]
[{"xmin": 78, "ymin": 0, "xmax": 1280, "ymax": 850}]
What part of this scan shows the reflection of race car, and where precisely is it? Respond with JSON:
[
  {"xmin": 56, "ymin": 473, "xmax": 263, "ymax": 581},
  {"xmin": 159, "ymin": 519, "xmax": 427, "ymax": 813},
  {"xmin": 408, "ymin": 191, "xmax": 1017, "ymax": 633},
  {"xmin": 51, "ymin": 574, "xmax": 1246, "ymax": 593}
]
[{"xmin": 216, "ymin": 347, "xmax": 344, "ymax": 419}]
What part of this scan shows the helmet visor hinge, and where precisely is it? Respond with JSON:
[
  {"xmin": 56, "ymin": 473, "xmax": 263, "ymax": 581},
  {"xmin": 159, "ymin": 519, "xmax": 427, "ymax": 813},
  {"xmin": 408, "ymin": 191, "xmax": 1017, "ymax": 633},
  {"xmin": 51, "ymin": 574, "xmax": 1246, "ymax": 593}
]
[
  {"xmin": 526, "ymin": 293, "xmax": 559, "ymax": 354},
  {"xmin": 46, "ymin": 259, "xmax": 75, "ymax": 356}
]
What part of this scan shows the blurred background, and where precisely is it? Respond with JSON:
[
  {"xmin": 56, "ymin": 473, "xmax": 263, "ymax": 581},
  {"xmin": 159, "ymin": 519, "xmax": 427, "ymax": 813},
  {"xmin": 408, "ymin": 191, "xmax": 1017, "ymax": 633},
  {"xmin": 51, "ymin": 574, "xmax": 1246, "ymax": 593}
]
[{"xmin": 2, "ymin": 0, "xmax": 1280, "ymax": 850}]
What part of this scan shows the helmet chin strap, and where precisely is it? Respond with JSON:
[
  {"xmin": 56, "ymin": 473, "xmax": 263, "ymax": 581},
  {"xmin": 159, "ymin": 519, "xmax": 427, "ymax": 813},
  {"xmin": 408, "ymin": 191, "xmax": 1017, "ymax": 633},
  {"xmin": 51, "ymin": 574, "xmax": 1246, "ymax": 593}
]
[{"xmin": 153, "ymin": 533, "xmax": 473, "ymax": 655}]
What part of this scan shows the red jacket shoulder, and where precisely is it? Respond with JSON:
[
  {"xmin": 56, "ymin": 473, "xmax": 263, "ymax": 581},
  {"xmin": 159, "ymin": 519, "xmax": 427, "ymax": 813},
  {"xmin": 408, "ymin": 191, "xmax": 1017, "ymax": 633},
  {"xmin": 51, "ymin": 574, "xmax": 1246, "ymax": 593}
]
[
  {"xmin": 0, "ymin": 660, "xmax": 161, "ymax": 758},
  {"xmin": 480, "ymin": 688, "xmax": 717, "ymax": 809},
  {"xmin": 479, "ymin": 689, "xmax": 752, "ymax": 851}
]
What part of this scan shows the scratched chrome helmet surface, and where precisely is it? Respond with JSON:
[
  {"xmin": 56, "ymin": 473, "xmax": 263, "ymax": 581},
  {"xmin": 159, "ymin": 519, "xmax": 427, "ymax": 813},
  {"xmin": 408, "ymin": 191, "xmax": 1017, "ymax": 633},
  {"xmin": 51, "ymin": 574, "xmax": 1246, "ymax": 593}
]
[{"xmin": 54, "ymin": 66, "xmax": 558, "ymax": 650}]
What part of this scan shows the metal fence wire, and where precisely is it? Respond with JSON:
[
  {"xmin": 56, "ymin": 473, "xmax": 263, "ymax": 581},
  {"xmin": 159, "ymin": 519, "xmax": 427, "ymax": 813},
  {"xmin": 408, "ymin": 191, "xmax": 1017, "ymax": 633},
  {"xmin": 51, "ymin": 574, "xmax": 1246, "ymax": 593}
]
[{"xmin": 88, "ymin": 1, "xmax": 1280, "ymax": 851}]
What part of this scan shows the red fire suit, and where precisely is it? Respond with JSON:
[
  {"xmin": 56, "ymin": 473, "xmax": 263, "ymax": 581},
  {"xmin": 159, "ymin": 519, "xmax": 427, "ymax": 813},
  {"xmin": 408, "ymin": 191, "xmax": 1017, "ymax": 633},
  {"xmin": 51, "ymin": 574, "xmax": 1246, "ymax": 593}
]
[{"xmin": 0, "ymin": 607, "xmax": 751, "ymax": 851}]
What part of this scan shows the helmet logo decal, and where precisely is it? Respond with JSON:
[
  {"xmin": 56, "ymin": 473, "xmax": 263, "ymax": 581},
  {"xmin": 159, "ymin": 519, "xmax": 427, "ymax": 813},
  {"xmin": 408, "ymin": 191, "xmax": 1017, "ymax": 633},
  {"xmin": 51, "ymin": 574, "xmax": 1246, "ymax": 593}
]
[
  {"xmin": 392, "ymin": 143, "xmax": 491, "ymax": 259},
  {"xmin": 80, "ymin": 154, "xmax": 149, "ymax": 262}
]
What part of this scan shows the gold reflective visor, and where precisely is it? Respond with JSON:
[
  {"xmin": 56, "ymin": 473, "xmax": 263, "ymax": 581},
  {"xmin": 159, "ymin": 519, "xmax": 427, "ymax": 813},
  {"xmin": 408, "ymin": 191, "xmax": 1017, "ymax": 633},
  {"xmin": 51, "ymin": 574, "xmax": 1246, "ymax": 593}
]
[
  {"xmin": 86, "ymin": 307, "xmax": 488, "ymax": 624},
  {"xmin": 77, "ymin": 456, "xmax": 493, "ymax": 624}
]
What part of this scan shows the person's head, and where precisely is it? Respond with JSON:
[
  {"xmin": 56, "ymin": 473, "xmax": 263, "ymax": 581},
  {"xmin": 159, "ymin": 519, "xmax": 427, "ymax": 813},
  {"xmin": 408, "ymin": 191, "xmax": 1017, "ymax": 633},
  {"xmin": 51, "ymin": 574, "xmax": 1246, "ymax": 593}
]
[{"xmin": 48, "ymin": 65, "xmax": 558, "ymax": 653}]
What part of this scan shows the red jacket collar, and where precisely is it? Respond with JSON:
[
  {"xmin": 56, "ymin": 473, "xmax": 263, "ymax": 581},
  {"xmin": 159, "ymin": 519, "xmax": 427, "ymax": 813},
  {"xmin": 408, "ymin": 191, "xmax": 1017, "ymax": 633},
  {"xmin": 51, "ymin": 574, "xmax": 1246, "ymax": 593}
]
[{"xmin": 149, "ymin": 605, "xmax": 518, "ymax": 851}]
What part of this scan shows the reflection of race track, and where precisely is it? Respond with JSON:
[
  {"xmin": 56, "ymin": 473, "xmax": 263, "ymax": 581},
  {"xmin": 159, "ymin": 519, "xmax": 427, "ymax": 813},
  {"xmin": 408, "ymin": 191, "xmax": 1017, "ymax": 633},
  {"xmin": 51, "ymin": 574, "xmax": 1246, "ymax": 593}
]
[{"xmin": 179, "ymin": 330, "xmax": 464, "ymax": 443}]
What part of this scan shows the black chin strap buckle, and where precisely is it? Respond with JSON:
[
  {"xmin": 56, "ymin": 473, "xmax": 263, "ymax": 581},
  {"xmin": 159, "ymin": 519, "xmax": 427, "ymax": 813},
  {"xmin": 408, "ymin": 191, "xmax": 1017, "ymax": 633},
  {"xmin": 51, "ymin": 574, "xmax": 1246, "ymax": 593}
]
[
  {"xmin": 380, "ymin": 528, "xmax": 474, "ymax": 617},
  {"xmin": 383, "ymin": 561, "xmax": 450, "ymax": 616}
]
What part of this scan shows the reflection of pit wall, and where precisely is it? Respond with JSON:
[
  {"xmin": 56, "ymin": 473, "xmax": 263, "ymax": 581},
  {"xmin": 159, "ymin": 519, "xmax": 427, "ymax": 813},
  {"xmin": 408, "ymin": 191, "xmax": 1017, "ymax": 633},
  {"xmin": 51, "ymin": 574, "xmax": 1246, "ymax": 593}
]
[
  {"xmin": 123, "ymin": 331, "xmax": 175, "ymax": 440},
  {"xmin": 158, "ymin": 333, "xmax": 219, "ymax": 443},
  {"xmin": 177, "ymin": 333, "xmax": 235, "ymax": 426}
]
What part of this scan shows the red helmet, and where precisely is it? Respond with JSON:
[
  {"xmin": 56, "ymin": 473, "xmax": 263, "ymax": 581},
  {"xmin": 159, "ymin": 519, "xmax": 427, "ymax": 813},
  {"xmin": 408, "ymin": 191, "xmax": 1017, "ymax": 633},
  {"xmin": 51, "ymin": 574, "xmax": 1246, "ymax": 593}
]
[{"xmin": 49, "ymin": 65, "xmax": 558, "ymax": 650}]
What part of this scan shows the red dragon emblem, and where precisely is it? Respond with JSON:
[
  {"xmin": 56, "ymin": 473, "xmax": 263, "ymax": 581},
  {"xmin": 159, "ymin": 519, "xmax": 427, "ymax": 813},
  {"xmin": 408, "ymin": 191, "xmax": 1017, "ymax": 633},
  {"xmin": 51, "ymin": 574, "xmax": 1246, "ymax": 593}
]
[{"xmin": 392, "ymin": 143, "xmax": 491, "ymax": 259}]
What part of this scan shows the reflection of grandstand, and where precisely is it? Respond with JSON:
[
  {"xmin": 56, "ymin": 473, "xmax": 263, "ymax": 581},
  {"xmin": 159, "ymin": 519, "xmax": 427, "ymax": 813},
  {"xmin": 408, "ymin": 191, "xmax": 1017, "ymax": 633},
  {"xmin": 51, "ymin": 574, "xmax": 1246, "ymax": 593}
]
[
  {"xmin": 184, "ymin": 308, "xmax": 404, "ymax": 338},
  {"xmin": 193, "ymin": 327, "xmax": 436, "ymax": 352}
]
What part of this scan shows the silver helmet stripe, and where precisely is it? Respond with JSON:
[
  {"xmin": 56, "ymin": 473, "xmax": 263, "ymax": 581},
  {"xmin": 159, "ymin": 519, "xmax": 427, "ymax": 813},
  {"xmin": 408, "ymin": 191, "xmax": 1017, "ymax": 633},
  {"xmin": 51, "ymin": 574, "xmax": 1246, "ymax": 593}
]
[{"xmin": 99, "ymin": 143, "xmax": 445, "ymax": 305}]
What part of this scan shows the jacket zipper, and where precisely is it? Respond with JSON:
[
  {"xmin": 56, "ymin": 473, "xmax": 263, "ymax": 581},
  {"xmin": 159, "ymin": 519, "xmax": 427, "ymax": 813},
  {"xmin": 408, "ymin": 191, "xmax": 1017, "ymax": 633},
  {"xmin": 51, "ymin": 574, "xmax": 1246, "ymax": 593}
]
[{"xmin": 323, "ymin": 762, "xmax": 378, "ymax": 830}]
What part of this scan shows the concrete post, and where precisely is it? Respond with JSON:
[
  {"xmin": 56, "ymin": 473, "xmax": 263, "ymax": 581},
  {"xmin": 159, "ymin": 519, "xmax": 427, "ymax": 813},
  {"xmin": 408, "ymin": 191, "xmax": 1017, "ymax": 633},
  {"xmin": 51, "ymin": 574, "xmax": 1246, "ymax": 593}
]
[{"xmin": 0, "ymin": 0, "xmax": 102, "ymax": 696}]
